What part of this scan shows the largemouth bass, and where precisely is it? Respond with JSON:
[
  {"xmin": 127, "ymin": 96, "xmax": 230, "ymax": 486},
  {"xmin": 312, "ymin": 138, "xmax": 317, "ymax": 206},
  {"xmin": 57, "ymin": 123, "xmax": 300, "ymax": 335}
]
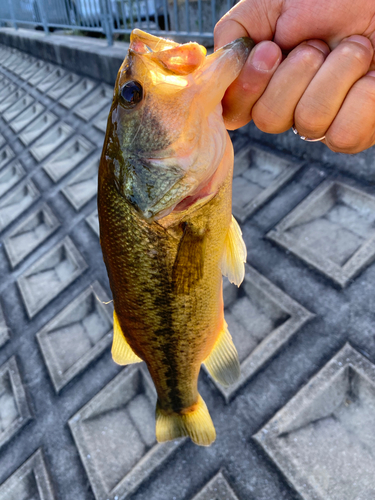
[{"xmin": 98, "ymin": 29, "xmax": 253, "ymax": 446}]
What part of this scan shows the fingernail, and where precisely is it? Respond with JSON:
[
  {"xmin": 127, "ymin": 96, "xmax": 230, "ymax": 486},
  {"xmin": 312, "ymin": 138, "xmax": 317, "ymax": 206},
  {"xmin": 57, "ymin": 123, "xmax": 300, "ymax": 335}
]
[
  {"xmin": 250, "ymin": 41, "xmax": 280, "ymax": 71},
  {"xmin": 345, "ymin": 35, "xmax": 372, "ymax": 50},
  {"xmin": 367, "ymin": 71, "xmax": 375, "ymax": 77}
]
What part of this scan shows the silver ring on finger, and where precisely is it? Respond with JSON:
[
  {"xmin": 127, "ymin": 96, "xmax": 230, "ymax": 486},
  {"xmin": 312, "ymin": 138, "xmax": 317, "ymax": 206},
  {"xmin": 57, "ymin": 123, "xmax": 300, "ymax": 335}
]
[{"xmin": 292, "ymin": 125, "xmax": 325, "ymax": 142}]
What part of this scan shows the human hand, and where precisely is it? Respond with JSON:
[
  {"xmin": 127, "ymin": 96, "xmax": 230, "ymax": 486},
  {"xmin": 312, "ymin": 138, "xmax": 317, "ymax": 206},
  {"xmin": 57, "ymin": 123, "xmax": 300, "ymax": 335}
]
[{"xmin": 215, "ymin": 0, "xmax": 375, "ymax": 153}]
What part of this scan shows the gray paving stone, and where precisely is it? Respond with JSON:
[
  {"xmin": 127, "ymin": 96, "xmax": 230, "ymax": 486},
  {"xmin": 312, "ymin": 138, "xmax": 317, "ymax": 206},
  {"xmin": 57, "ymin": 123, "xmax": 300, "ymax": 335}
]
[
  {"xmin": 12, "ymin": 54, "xmax": 37, "ymax": 76},
  {"xmin": 59, "ymin": 78, "xmax": 96, "ymax": 109},
  {"xmin": 61, "ymin": 154, "xmax": 99, "ymax": 210},
  {"xmin": 0, "ymin": 145, "xmax": 14, "ymax": 170},
  {"xmin": 86, "ymin": 209, "xmax": 99, "ymax": 237},
  {"xmin": 37, "ymin": 281, "xmax": 113, "ymax": 393},
  {"xmin": 36, "ymin": 67, "xmax": 66, "ymax": 93},
  {"xmin": 46, "ymin": 72, "xmax": 80, "ymax": 100},
  {"xmin": 17, "ymin": 236, "xmax": 88, "ymax": 318},
  {"xmin": 0, "ymin": 133, "xmax": 5, "ymax": 148},
  {"xmin": 7, "ymin": 54, "xmax": 28, "ymax": 74},
  {"xmin": 29, "ymin": 122, "xmax": 74, "ymax": 162},
  {"xmin": 69, "ymin": 365, "xmax": 183, "ymax": 500},
  {"xmin": 192, "ymin": 471, "xmax": 239, "ymax": 500},
  {"xmin": 0, "ymin": 448, "xmax": 55, "ymax": 500},
  {"xmin": 20, "ymin": 59, "xmax": 45, "ymax": 81},
  {"xmin": 0, "ymin": 356, "xmax": 32, "ymax": 450},
  {"xmin": 254, "ymin": 344, "xmax": 375, "ymax": 500},
  {"xmin": 94, "ymin": 106, "xmax": 109, "ymax": 133},
  {"xmin": 19, "ymin": 111, "xmax": 58, "ymax": 146},
  {"xmin": 0, "ymin": 302, "xmax": 10, "ymax": 349},
  {"xmin": 0, "ymin": 82, "xmax": 16, "ymax": 102},
  {"xmin": 9, "ymin": 101, "xmax": 45, "ymax": 134},
  {"xmin": 28, "ymin": 62, "xmax": 57, "ymax": 87},
  {"xmin": 2, "ymin": 94, "xmax": 34, "ymax": 123},
  {"xmin": 74, "ymin": 84, "xmax": 113, "ymax": 121},
  {"xmin": 3, "ymin": 204, "xmax": 60, "ymax": 268},
  {"xmin": 0, "ymin": 161, "xmax": 25, "ymax": 198},
  {"xmin": 267, "ymin": 179, "xmax": 375, "ymax": 287},
  {"xmin": 42, "ymin": 136, "xmax": 96, "ymax": 183},
  {"xmin": 0, "ymin": 180, "xmax": 40, "ymax": 233},
  {"xmin": 213, "ymin": 265, "xmax": 313, "ymax": 401},
  {"xmin": 0, "ymin": 88, "xmax": 24, "ymax": 114},
  {"xmin": 232, "ymin": 144, "xmax": 303, "ymax": 223}
]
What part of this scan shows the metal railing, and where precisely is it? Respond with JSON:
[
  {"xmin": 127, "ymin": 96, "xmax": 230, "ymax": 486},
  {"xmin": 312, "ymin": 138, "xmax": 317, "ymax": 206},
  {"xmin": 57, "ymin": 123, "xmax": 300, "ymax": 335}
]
[{"xmin": 0, "ymin": 0, "xmax": 233, "ymax": 45}]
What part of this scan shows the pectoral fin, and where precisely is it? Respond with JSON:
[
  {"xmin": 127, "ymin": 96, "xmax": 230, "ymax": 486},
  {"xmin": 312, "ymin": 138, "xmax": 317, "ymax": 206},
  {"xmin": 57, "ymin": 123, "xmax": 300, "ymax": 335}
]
[
  {"xmin": 220, "ymin": 215, "xmax": 246, "ymax": 286},
  {"xmin": 172, "ymin": 223, "xmax": 207, "ymax": 294},
  {"xmin": 112, "ymin": 310, "xmax": 142, "ymax": 365},
  {"xmin": 203, "ymin": 320, "xmax": 240, "ymax": 387}
]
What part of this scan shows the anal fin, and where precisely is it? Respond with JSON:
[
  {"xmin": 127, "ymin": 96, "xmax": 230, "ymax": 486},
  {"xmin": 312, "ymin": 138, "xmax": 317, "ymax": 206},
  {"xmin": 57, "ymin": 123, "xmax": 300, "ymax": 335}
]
[
  {"xmin": 112, "ymin": 310, "xmax": 142, "ymax": 365},
  {"xmin": 203, "ymin": 320, "xmax": 240, "ymax": 387},
  {"xmin": 220, "ymin": 215, "xmax": 246, "ymax": 286},
  {"xmin": 155, "ymin": 394, "xmax": 216, "ymax": 446}
]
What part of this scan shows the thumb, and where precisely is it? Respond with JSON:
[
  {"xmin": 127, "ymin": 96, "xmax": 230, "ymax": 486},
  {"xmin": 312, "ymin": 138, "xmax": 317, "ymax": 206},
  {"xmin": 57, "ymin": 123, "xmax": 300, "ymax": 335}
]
[{"xmin": 214, "ymin": 0, "xmax": 282, "ymax": 50}]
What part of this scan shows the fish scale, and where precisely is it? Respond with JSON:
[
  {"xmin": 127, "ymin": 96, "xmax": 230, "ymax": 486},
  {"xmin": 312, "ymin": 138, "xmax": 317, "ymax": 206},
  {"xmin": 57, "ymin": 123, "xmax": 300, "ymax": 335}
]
[{"xmin": 98, "ymin": 29, "xmax": 253, "ymax": 445}]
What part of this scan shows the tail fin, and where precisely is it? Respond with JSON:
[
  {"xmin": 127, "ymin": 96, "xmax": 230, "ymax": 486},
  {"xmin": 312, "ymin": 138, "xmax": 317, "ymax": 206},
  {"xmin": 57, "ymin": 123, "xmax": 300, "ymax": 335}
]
[{"xmin": 155, "ymin": 394, "xmax": 216, "ymax": 446}]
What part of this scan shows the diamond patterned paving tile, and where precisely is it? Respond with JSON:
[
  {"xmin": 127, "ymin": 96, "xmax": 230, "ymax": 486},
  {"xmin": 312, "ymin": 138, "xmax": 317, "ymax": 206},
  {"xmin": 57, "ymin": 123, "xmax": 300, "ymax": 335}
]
[
  {"xmin": 0, "ymin": 82, "xmax": 17, "ymax": 102},
  {"xmin": 232, "ymin": 144, "xmax": 303, "ymax": 223},
  {"xmin": 28, "ymin": 62, "xmax": 57, "ymax": 87},
  {"xmin": 43, "ymin": 136, "xmax": 96, "ymax": 182},
  {"xmin": 267, "ymin": 180, "xmax": 375, "ymax": 287},
  {"xmin": 61, "ymin": 154, "xmax": 99, "ymax": 210},
  {"xmin": 17, "ymin": 236, "xmax": 88, "ymax": 318},
  {"xmin": 19, "ymin": 111, "xmax": 58, "ymax": 146},
  {"xmin": 192, "ymin": 471, "xmax": 239, "ymax": 500},
  {"xmin": 36, "ymin": 67, "xmax": 66, "ymax": 93},
  {"xmin": 0, "ymin": 88, "xmax": 23, "ymax": 114},
  {"xmin": 20, "ymin": 59, "xmax": 45, "ymax": 81},
  {"xmin": 94, "ymin": 107, "xmax": 109, "ymax": 133},
  {"xmin": 46, "ymin": 72, "xmax": 80, "ymax": 100},
  {"xmin": 0, "ymin": 180, "xmax": 40, "ymax": 233},
  {"xmin": 74, "ymin": 84, "xmax": 113, "ymax": 121},
  {"xmin": 0, "ymin": 302, "xmax": 10, "ymax": 349},
  {"xmin": 0, "ymin": 448, "xmax": 55, "ymax": 500},
  {"xmin": 0, "ymin": 133, "xmax": 5, "ymax": 148},
  {"xmin": 37, "ymin": 281, "xmax": 113, "ymax": 393},
  {"xmin": 10, "ymin": 101, "xmax": 45, "ymax": 134},
  {"xmin": 254, "ymin": 344, "xmax": 375, "ymax": 500},
  {"xmin": 0, "ymin": 356, "xmax": 32, "ymax": 450},
  {"xmin": 213, "ymin": 265, "xmax": 313, "ymax": 401},
  {"xmin": 69, "ymin": 365, "xmax": 183, "ymax": 500},
  {"xmin": 3, "ymin": 204, "xmax": 60, "ymax": 268},
  {"xmin": 86, "ymin": 209, "xmax": 99, "ymax": 237},
  {"xmin": 12, "ymin": 54, "xmax": 37, "ymax": 76},
  {"xmin": 0, "ymin": 161, "xmax": 25, "ymax": 198},
  {"xmin": 0, "ymin": 145, "xmax": 15, "ymax": 170},
  {"xmin": 30, "ymin": 123, "xmax": 74, "ymax": 162},
  {"xmin": 59, "ymin": 78, "xmax": 96, "ymax": 109},
  {"xmin": 2, "ymin": 94, "xmax": 34, "ymax": 123}
]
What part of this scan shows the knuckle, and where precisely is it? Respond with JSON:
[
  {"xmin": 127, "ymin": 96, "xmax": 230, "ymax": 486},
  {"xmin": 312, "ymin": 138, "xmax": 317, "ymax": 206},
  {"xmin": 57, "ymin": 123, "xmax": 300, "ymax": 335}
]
[
  {"xmin": 325, "ymin": 126, "xmax": 364, "ymax": 153},
  {"xmin": 252, "ymin": 101, "xmax": 288, "ymax": 133}
]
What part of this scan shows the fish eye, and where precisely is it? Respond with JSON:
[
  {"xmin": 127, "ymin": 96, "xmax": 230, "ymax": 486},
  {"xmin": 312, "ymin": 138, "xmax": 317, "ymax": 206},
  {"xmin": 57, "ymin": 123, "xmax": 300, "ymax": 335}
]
[{"xmin": 120, "ymin": 81, "xmax": 143, "ymax": 108}]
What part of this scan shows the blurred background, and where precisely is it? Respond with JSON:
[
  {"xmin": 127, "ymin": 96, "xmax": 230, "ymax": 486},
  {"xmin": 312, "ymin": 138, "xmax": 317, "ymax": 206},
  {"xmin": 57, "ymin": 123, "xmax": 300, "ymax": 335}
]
[{"xmin": 0, "ymin": 0, "xmax": 233, "ymax": 45}]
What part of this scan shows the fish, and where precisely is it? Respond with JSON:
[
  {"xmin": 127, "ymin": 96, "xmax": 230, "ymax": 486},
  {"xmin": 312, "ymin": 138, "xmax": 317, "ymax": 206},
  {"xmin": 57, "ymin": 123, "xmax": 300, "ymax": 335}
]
[{"xmin": 98, "ymin": 29, "xmax": 253, "ymax": 446}]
